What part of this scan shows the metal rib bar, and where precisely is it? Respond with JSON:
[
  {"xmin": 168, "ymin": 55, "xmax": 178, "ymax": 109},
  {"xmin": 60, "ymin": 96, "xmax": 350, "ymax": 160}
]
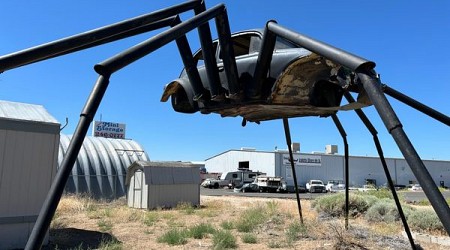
[
  {"xmin": 194, "ymin": 1, "xmax": 222, "ymax": 99},
  {"xmin": 215, "ymin": 8, "xmax": 240, "ymax": 98},
  {"xmin": 172, "ymin": 16, "xmax": 205, "ymax": 99}
]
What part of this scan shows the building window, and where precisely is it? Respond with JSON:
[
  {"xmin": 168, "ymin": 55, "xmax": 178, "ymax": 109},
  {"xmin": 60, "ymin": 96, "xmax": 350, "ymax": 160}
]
[{"xmin": 238, "ymin": 161, "xmax": 249, "ymax": 170}]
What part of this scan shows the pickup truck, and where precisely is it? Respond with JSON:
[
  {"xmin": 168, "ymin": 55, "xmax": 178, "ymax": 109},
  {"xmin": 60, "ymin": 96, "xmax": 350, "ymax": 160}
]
[{"xmin": 306, "ymin": 180, "xmax": 326, "ymax": 193}]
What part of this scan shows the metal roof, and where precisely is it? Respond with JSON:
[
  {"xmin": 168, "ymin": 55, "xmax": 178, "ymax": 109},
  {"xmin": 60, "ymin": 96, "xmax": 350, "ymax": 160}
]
[
  {"xmin": 59, "ymin": 134, "xmax": 150, "ymax": 199},
  {"xmin": 126, "ymin": 161, "xmax": 200, "ymax": 186},
  {"xmin": 0, "ymin": 100, "xmax": 59, "ymax": 124}
]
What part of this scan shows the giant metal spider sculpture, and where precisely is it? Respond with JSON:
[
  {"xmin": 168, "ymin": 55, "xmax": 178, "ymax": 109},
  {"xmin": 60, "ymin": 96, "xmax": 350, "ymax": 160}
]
[{"xmin": 1, "ymin": 1, "xmax": 449, "ymax": 249}]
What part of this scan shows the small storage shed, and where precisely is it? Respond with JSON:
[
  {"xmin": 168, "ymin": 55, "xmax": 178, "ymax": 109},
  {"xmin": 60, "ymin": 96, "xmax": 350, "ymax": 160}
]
[
  {"xmin": 0, "ymin": 100, "xmax": 60, "ymax": 249},
  {"xmin": 126, "ymin": 161, "xmax": 200, "ymax": 209}
]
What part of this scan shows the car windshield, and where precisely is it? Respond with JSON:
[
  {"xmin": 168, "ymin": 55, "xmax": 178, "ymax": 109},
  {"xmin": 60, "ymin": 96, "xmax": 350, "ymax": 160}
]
[{"xmin": 311, "ymin": 181, "xmax": 322, "ymax": 184}]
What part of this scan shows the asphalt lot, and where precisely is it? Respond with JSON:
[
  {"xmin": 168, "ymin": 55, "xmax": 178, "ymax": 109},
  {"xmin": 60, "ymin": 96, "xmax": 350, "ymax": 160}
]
[{"xmin": 200, "ymin": 187, "xmax": 450, "ymax": 202}]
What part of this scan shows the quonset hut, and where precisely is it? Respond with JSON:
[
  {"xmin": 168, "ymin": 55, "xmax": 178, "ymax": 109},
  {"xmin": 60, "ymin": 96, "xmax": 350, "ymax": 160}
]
[{"xmin": 59, "ymin": 134, "xmax": 149, "ymax": 199}]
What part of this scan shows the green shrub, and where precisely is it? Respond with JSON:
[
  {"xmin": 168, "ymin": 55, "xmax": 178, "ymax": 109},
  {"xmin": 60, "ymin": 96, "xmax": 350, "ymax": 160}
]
[
  {"xmin": 365, "ymin": 199, "xmax": 400, "ymax": 222},
  {"xmin": 416, "ymin": 199, "xmax": 430, "ymax": 206},
  {"xmin": 408, "ymin": 209, "xmax": 445, "ymax": 232},
  {"xmin": 313, "ymin": 193, "xmax": 375, "ymax": 217},
  {"xmin": 220, "ymin": 221, "xmax": 234, "ymax": 230},
  {"xmin": 241, "ymin": 233, "xmax": 257, "ymax": 244},
  {"xmin": 98, "ymin": 219, "xmax": 113, "ymax": 232},
  {"xmin": 366, "ymin": 188, "xmax": 395, "ymax": 200},
  {"xmin": 143, "ymin": 212, "xmax": 158, "ymax": 226},
  {"xmin": 266, "ymin": 200, "xmax": 279, "ymax": 216},
  {"xmin": 189, "ymin": 223, "xmax": 215, "ymax": 239},
  {"xmin": 213, "ymin": 230, "xmax": 237, "ymax": 249},
  {"xmin": 235, "ymin": 206, "xmax": 267, "ymax": 232},
  {"xmin": 157, "ymin": 228, "xmax": 189, "ymax": 245},
  {"xmin": 286, "ymin": 221, "xmax": 308, "ymax": 243}
]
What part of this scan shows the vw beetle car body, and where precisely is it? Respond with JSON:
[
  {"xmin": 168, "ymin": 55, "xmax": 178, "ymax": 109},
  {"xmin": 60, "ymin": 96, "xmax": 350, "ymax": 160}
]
[{"xmin": 161, "ymin": 29, "xmax": 359, "ymax": 122}]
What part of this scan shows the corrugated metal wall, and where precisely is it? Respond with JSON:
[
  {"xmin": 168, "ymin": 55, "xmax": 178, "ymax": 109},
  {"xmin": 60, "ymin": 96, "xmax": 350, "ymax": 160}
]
[
  {"xmin": 209, "ymin": 149, "xmax": 450, "ymax": 188},
  {"xmin": 205, "ymin": 150, "xmax": 275, "ymax": 175},
  {"xmin": 58, "ymin": 134, "xmax": 149, "ymax": 199},
  {"xmin": 0, "ymin": 100, "xmax": 60, "ymax": 249}
]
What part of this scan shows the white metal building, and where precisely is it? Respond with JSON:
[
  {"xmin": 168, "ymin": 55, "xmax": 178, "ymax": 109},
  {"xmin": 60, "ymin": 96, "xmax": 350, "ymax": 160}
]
[
  {"xmin": 0, "ymin": 100, "xmax": 60, "ymax": 249},
  {"xmin": 126, "ymin": 161, "xmax": 201, "ymax": 209},
  {"xmin": 205, "ymin": 147, "xmax": 450, "ymax": 188}
]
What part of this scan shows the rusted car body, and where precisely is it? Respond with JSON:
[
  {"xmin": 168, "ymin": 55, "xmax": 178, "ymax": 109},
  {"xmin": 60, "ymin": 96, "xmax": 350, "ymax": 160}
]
[{"xmin": 161, "ymin": 29, "xmax": 357, "ymax": 122}]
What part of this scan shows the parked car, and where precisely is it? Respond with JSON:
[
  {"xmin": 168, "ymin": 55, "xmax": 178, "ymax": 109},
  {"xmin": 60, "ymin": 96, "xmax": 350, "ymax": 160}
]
[
  {"xmin": 409, "ymin": 184, "xmax": 422, "ymax": 191},
  {"xmin": 201, "ymin": 178, "xmax": 221, "ymax": 189},
  {"xmin": 286, "ymin": 185, "xmax": 307, "ymax": 193},
  {"xmin": 233, "ymin": 183, "xmax": 260, "ymax": 193},
  {"xmin": 326, "ymin": 180, "xmax": 345, "ymax": 192},
  {"xmin": 306, "ymin": 180, "xmax": 326, "ymax": 193},
  {"xmin": 161, "ymin": 28, "xmax": 356, "ymax": 122},
  {"xmin": 358, "ymin": 184, "xmax": 378, "ymax": 192}
]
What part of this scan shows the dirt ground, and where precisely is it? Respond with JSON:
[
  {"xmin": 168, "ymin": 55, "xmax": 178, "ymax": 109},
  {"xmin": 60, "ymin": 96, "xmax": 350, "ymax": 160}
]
[{"xmin": 44, "ymin": 195, "xmax": 446, "ymax": 250}]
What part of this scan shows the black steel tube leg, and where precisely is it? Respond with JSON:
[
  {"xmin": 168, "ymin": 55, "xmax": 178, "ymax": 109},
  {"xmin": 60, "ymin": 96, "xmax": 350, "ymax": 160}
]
[
  {"xmin": 344, "ymin": 92, "xmax": 416, "ymax": 249},
  {"xmin": 249, "ymin": 21, "xmax": 277, "ymax": 99},
  {"xmin": 374, "ymin": 136, "xmax": 416, "ymax": 249},
  {"xmin": 383, "ymin": 84, "xmax": 450, "ymax": 126},
  {"xmin": 331, "ymin": 115, "xmax": 349, "ymax": 230},
  {"xmin": 282, "ymin": 118, "xmax": 304, "ymax": 224},
  {"xmin": 25, "ymin": 74, "xmax": 111, "ymax": 249},
  {"xmin": 358, "ymin": 71, "xmax": 450, "ymax": 236}
]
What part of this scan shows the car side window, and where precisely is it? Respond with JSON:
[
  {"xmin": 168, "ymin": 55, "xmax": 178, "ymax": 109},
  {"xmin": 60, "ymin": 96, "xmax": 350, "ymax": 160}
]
[
  {"xmin": 192, "ymin": 41, "xmax": 219, "ymax": 67},
  {"xmin": 275, "ymin": 36, "xmax": 300, "ymax": 49},
  {"xmin": 218, "ymin": 34, "xmax": 261, "ymax": 60}
]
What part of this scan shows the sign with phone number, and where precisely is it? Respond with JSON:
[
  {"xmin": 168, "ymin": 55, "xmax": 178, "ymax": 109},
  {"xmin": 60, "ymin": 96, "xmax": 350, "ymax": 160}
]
[{"xmin": 93, "ymin": 121, "xmax": 126, "ymax": 139}]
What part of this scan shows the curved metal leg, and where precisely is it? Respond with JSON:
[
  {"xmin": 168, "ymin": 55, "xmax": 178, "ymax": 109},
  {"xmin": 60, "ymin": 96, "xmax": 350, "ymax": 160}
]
[{"xmin": 331, "ymin": 114, "xmax": 349, "ymax": 230}]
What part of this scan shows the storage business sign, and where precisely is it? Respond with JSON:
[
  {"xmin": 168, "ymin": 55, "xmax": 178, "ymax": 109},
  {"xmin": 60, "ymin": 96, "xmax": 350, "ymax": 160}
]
[{"xmin": 93, "ymin": 121, "xmax": 126, "ymax": 139}]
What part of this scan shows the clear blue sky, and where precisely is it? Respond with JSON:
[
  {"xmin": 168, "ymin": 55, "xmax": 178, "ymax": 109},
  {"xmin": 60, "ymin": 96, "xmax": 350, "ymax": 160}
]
[{"xmin": 1, "ymin": 0, "xmax": 449, "ymax": 162}]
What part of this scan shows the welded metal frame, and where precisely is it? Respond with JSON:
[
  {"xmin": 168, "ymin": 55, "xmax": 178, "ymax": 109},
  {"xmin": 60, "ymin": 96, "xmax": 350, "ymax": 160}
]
[
  {"xmin": 1, "ymin": 1, "xmax": 449, "ymax": 249},
  {"xmin": 0, "ymin": 1, "xmax": 240, "ymax": 248},
  {"xmin": 255, "ymin": 21, "xmax": 450, "ymax": 238}
]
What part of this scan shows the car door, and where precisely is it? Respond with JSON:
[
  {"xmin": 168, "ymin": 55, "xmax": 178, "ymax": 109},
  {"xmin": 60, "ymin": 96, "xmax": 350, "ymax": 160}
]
[{"xmin": 216, "ymin": 32, "xmax": 263, "ymax": 93}]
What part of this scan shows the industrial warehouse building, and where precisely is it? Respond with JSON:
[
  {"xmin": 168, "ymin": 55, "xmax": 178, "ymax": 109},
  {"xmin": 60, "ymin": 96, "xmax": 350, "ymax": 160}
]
[{"xmin": 204, "ymin": 146, "xmax": 450, "ymax": 189}]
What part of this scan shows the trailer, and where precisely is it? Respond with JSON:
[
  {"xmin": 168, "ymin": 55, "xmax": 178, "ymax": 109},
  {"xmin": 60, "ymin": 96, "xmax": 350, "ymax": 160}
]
[
  {"xmin": 254, "ymin": 176, "xmax": 287, "ymax": 193},
  {"xmin": 201, "ymin": 170, "xmax": 264, "ymax": 189}
]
